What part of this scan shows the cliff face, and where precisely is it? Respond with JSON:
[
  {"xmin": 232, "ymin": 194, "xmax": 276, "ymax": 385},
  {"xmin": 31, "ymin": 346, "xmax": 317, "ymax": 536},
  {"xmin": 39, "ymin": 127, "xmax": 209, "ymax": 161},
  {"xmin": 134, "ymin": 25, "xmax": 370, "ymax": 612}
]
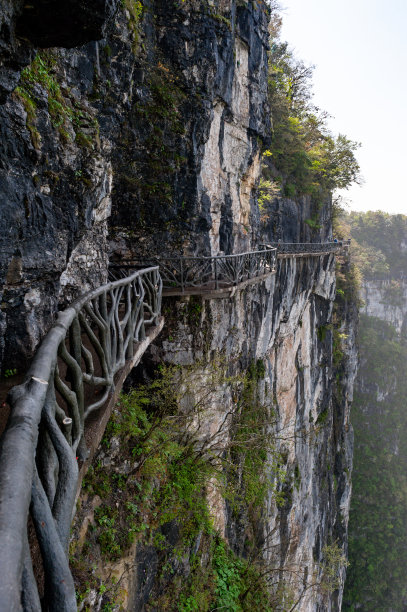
[
  {"xmin": 71, "ymin": 240, "xmax": 357, "ymax": 611},
  {"xmin": 0, "ymin": 2, "xmax": 358, "ymax": 610},
  {"xmin": 0, "ymin": 0, "xmax": 270, "ymax": 373},
  {"xmin": 361, "ymin": 278, "xmax": 407, "ymax": 333}
]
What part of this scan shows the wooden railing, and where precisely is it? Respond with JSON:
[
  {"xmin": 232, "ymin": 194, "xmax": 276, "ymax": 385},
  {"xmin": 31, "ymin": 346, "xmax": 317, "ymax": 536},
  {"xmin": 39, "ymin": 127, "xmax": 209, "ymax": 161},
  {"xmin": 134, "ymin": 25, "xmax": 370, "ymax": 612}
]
[{"xmin": 0, "ymin": 267, "xmax": 162, "ymax": 612}]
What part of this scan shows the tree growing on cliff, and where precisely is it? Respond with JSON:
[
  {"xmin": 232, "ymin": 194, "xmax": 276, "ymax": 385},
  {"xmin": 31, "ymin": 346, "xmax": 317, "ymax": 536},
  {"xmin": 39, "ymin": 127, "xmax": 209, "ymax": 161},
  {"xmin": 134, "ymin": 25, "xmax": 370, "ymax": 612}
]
[{"xmin": 263, "ymin": 10, "xmax": 362, "ymax": 200}]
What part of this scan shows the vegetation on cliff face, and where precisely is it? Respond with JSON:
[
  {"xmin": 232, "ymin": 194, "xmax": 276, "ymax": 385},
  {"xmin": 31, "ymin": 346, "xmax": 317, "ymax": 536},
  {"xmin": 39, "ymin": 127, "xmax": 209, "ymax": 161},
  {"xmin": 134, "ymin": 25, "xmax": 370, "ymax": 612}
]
[
  {"xmin": 15, "ymin": 50, "xmax": 99, "ymax": 150},
  {"xmin": 259, "ymin": 7, "xmax": 361, "ymax": 204},
  {"xmin": 71, "ymin": 362, "xmax": 291, "ymax": 610},
  {"xmin": 72, "ymin": 359, "xmax": 345, "ymax": 610}
]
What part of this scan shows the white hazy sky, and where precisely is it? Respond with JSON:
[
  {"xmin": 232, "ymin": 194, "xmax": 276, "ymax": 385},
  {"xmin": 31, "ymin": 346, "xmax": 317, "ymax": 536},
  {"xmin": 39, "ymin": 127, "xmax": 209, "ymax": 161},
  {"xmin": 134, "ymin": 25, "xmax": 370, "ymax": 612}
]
[{"xmin": 280, "ymin": 0, "xmax": 407, "ymax": 215}]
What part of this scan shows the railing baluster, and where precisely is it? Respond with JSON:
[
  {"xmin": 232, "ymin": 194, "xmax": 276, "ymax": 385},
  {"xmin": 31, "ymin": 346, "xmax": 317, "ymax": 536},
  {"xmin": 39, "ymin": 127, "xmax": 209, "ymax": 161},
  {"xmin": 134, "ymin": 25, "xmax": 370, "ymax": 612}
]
[
  {"xmin": 125, "ymin": 283, "xmax": 134, "ymax": 360},
  {"xmin": 31, "ymin": 465, "xmax": 77, "ymax": 612},
  {"xmin": 110, "ymin": 242, "xmax": 343, "ymax": 297},
  {"xmin": 180, "ymin": 257, "xmax": 184, "ymax": 293},
  {"xmin": 139, "ymin": 275, "xmax": 146, "ymax": 341},
  {"xmin": 0, "ymin": 265, "xmax": 162, "ymax": 610},
  {"xmin": 22, "ymin": 535, "xmax": 42, "ymax": 612}
]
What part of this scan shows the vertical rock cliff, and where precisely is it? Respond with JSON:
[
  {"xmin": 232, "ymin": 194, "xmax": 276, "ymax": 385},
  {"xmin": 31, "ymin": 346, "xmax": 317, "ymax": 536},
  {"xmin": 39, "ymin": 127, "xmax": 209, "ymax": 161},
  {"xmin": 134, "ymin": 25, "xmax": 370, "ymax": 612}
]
[
  {"xmin": 361, "ymin": 278, "xmax": 407, "ymax": 333},
  {"xmin": 69, "ymin": 228, "xmax": 357, "ymax": 611},
  {"xmin": 0, "ymin": 1, "xmax": 359, "ymax": 610},
  {"xmin": 0, "ymin": 0, "xmax": 271, "ymax": 372}
]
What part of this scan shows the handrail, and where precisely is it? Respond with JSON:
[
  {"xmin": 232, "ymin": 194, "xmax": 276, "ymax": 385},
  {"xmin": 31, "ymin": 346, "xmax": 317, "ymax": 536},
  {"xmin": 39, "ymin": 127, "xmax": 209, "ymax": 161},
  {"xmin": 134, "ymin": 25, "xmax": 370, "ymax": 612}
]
[
  {"xmin": 0, "ymin": 266, "xmax": 162, "ymax": 612},
  {"xmin": 111, "ymin": 242, "xmax": 348, "ymax": 295},
  {"xmin": 111, "ymin": 247, "xmax": 278, "ymax": 294},
  {"xmin": 260, "ymin": 240, "xmax": 350, "ymax": 255}
]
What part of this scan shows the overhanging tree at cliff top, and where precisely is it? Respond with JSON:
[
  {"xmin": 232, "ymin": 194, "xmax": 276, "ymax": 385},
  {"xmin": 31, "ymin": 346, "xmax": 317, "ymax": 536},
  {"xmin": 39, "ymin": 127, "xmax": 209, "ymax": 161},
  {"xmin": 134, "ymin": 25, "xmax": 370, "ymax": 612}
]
[{"xmin": 263, "ymin": 5, "xmax": 361, "ymax": 200}]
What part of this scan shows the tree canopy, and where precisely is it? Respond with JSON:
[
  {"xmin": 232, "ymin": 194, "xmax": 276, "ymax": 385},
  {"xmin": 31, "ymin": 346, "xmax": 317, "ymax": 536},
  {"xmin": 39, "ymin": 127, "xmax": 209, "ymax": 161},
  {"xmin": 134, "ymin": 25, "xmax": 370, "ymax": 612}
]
[{"xmin": 264, "ymin": 8, "xmax": 361, "ymax": 199}]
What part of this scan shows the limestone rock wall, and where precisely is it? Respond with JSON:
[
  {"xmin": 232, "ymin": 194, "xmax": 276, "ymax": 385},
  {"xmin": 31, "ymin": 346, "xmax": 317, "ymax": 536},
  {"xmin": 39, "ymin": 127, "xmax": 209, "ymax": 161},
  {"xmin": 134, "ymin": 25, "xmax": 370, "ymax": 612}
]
[
  {"xmin": 0, "ymin": 0, "xmax": 270, "ymax": 372},
  {"xmin": 361, "ymin": 278, "xmax": 407, "ymax": 333},
  {"xmin": 0, "ymin": 2, "xmax": 358, "ymax": 610},
  {"xmin": 152, "ymin": 248, "xmax": 356, "ymax": 610},
  {"xmin": 0, "ymin": 0, "xmax": 118, "ymax": 102}
]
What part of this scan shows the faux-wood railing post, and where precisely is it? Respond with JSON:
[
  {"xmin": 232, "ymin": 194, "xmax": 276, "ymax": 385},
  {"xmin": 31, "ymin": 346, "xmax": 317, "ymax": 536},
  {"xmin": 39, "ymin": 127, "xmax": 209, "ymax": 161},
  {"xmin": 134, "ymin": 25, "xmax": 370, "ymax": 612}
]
[{"xmin": 233, "ymin": 256, "xmax": 239, "ymax": 285}]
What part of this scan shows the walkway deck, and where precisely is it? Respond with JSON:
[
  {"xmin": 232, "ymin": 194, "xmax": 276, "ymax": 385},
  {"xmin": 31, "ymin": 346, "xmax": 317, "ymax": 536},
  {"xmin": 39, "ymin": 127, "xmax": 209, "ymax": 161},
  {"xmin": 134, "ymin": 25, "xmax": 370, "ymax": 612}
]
[
  {"xmin": 262, "ymin": 240, "xmax": 351, "ymax": 258},
  {"xmin": 110, "ymin": 248, "xmax": 277, "ymax": 299}
]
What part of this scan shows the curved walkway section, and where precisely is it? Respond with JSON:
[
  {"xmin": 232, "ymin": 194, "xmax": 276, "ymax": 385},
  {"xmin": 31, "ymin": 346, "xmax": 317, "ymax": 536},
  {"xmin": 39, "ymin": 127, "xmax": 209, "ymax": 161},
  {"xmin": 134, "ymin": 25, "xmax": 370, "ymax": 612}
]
[
  {"xmin": 0, "ymin": 267, "xmax": 163, "ymax": 612},
  {"xmin": 111, "ymin": 247, "xmax": 278, "ymax": 297}
]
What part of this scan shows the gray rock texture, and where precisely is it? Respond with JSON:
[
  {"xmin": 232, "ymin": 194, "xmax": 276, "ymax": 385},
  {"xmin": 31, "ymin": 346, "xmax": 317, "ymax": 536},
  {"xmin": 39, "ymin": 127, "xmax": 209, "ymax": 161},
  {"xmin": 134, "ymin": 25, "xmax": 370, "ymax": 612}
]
[
  {"xmin": 0, "ymin": 0, "xmax": 118, "ymax": 102},
  {"xmin": 0, "ymin": 1, "xmax": 358, "ymax": 609},
  {"xmin": 361, "ymin": 278, "xmax": 407, "ymax": 334},
  {"xmin": 149, "ymin": 248, "xmax": 356, "ymax": 611},
  {"xmin": 0, "ymin": 0, "xmax": 270, "ymax": 372}
]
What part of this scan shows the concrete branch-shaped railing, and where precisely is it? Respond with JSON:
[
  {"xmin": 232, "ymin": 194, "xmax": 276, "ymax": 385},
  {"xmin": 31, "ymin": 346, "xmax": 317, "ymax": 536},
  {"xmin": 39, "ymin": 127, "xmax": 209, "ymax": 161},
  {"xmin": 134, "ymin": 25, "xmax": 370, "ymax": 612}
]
[
  {"xmin": 261, "ymin": 240, "xmax": 351, "ymax": 256},
  {"xmin": 111, "ymin": 247, "xmax": 278, "ymax": 294},
  {"xmin": 0, "ymin": 267, "xmax": 162, "ymax": 612}
]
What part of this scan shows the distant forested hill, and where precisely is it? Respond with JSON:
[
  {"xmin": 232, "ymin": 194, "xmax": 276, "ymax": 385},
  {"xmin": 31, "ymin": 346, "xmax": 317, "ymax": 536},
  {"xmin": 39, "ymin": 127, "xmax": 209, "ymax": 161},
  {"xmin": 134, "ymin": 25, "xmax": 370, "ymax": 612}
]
[{"xmin": 343, "ymin": 315, "xmax": 407, "ymax": 610}]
